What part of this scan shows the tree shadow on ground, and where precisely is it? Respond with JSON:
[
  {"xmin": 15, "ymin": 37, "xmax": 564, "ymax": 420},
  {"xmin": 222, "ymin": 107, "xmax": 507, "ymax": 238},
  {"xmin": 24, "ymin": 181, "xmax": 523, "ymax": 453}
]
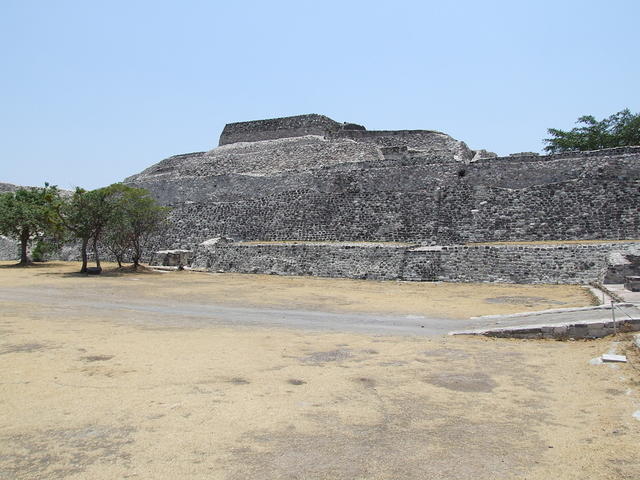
[
  {"xmin": 58, "ymin": 265, "xmax": 161, "ymax": 278},
  {"xmin": 0, "ymin": 261, "xmax": 161, "ymax": 278},
  {"xmin": 0, "ymin": 262, "xmax": 56, "ymax": 269}
]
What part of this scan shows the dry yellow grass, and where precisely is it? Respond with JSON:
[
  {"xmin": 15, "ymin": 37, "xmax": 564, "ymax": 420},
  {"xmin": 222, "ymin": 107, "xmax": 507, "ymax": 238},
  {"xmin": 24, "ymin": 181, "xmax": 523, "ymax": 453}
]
[
  {"xmin": 1, "ymin": 299, "xmax": 639, "ymax": 478},
  {"xmin": 0, "ymin": 261, "xmax": 595, "ymax": 319},
  {"xmin": 1, "ymin": 262, "xmax": 638, "ymax": 479}
]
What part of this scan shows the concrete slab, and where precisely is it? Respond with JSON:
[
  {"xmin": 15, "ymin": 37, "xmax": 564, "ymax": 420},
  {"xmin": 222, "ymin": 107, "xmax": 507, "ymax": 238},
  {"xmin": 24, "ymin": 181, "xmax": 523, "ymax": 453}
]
[
  {"xmin": 607, "ymin": 283, "xmax": 640, "ymax": 304},
  {"xmin": 451, "ymin": 311, "xmax": 640, "ymax": 340},
  {"xmin": 602, "ymin": 354, "xmax": 627, "ymax": 363}
]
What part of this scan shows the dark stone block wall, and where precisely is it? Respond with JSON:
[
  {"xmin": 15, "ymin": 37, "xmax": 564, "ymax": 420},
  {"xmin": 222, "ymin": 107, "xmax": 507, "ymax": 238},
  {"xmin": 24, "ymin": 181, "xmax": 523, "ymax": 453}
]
[
  {"xmin": 328, "ymin": 129, "xmax": 476, "ymax": 161},
  {"xmin": 219, "ymin": 114, "xmax": 343, "ymax": 146},
  {"xmin": 124, "ymin": 114, "xmax": 640, "ymax": 255},
  {"xmin": 127, "ymin": 147, "xmax": 640, "ymax": 250},
  {"xmin": 403, "ymin": 244, "xmax": 619, "ymax": 284},
  {"xmin": 193, "ymin": 242, "xmax": 409, "ymax": 280},
  {"xmin": 193, "ymin": 241, "xmax": 640, "ymax": 284},
  {"xmin": 0, "ymin": 236, "xmax": 17, "ymax": 260}
]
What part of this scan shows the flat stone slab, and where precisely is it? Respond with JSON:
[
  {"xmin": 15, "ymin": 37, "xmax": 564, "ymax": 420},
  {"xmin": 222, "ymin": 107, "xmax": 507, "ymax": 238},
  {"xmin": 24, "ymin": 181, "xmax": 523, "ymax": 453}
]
[
  {"xmin": 450, "ymin": 317, "xmax": 640, "ymax": 340},
  {"xmin": 468, "ymin": 303, "xmax": 634, "ymax": 321},
  {"xmin": 601, "ymin": 354, "xmax": 627, "ymax": 363}
]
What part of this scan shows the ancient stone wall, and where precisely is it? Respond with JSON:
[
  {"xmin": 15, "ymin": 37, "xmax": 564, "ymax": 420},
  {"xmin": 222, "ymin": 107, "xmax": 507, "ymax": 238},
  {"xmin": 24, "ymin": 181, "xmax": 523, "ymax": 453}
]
[
  {"xmin": 0, "ymin": 182, "xmax": 21, "ymax": 193},
  {"xmin": 194, "ymin": 241, "xmax": 640, "ymax": 284},
  {"xmin": 125, "ymin": 114, "xmax": 640, "ymax": 266},
  {"xmin": 403, "ymin": 244, "xmax": 622, "ymax": 284},
  {"xmin": 130, "ymin": 148, "xmax": 640, "ymax": 250},
  {"xmin": 329, "ymin": 129, "xmax": 476, "ymax": 161},
  {"xmin": 0, "ymin": 236, "xmax": 17, "ymax": 261},
  {"xmin": 219, "ymin": 114, "xmax": 343, "ymax": 145},
  {"xmin": 193, "ymin": 241, "xmax": 408, "ymax": 280}
]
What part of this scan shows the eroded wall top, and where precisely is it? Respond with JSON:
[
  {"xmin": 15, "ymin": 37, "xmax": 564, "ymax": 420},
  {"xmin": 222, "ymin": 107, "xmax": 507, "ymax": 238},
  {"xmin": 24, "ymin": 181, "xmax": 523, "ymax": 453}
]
[{"xmin": 219, "ymin": 114, "xmax": 346, "ymax": 146}]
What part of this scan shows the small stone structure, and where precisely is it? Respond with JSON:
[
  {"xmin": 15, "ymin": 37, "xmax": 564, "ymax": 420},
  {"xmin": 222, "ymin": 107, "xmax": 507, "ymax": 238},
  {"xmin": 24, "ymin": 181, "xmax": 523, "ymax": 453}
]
[
  {"xmin": 149, "ymin": 249, "xmax": 193, "ymax": 267},
  {"xmin": 604, "ymin": 245, "xmax": 640, "ymax": 283},
  {"xmin": 625, "ymin": 276, "xmax": 640, "ymax": 292},
  {"xmin": 219, "ymin": 114, "xmax": 344, "ymax": 145},
  {"xmin": 452, "ymin": 313, "xmax": 640, "ymax": 339}
]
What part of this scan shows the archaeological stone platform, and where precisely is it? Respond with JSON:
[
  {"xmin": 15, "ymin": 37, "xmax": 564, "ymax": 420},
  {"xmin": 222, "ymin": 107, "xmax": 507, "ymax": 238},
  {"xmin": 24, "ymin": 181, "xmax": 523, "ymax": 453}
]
[
  {"xmin": 116, "ymin": 114, "xmax": 639, "ymax": 283},
  {"xmin": 126, "ymin": 115, "xmax": 640, "ymax": 250},
  {"xmin": 185, "ymin": 239, "xmax": 640, "ymax": 285}
]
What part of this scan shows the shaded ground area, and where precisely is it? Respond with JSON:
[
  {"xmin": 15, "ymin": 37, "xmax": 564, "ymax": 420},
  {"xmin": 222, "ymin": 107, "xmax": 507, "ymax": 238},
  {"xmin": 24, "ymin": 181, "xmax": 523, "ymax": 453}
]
[{"xmin": 1, "ymin": 262, "xmax": 638, "ymax": 479}]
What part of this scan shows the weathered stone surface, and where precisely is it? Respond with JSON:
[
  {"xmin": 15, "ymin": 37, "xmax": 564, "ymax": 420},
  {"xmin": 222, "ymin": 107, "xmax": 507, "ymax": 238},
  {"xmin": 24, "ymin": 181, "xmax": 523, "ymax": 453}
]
[
  {"xmin": 219, "ymin": 114, "xmax": 343, "ymax": 145},
  {"xmin": 0, "ymin": 235, "xmax": 17, "ymax": 261},
  {"xmin": 7, "ymin": 114, "xmax": 640, "ymax": 285},
  {"xmin": 456, "ymin": 318, "xmax": 640, "ymax": 339},
  {"xmin": 604, "ymin": 245, "xmax": 640, "ymax": 283},
  {"xmin": 149, "ymin": 249, "xmax": 193, "ymax": 267},
  {"xmin": 0, "ymin": 182, "xmax": 22, "ymax": 193},
  {"xmin": 193, "ymin": 241, "xmax": 412, "ymax": 280},
  {"xmin": 193, "ymin": 239, "xmax": 640, "ymax": 284},
  {"xmin": 625, "ymin": 276, "xmax": 640, "ymax": 292},
  {"xmin": 126, "ymin": 122, "xmax": 640, "ymax": 250}
]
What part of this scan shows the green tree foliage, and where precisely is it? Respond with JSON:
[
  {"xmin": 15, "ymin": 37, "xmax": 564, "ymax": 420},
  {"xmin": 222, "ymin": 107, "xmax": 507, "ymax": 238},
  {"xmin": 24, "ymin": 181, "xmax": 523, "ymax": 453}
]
[
  {"xmin": 544, "ymin": 109, "xmax": 640, "ymax": 153},
  {"xmin": 103, "ymin": 218, "xmax": 130, "ymax": 269},
  {"xmin": 31, "ymin": 237, "xmax": 64, "ymax": 262},
  {"xmin": 0, "ymin": 184, "xmax": 60, "ymax": 265},
  {"xmin": 56, "ymin": 186, "xmax": 118, "ymax": 273},
  {"xmin": 104, "ymin": 185, "xmax": 169, "ymax": 269}
]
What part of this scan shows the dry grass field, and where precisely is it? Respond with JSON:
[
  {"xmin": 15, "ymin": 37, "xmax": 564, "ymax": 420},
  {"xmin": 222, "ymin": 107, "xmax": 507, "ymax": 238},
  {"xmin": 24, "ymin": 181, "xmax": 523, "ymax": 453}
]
[
  {"xmin": 1, "ymin": 262, "xmax": 639, "ymax": 479},
  {"xmin": 0, "ymin": 261, "xmax": 596, "ymax": 319}
]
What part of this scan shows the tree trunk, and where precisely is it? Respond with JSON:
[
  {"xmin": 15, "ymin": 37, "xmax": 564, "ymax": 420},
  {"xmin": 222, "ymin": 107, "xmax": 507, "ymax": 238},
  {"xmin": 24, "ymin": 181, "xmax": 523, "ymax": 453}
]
[
  {"xmin": 116, "ymin": 255, "xmax": 122, "ymax": 269},
  {"xmin": 19, "ymin": 228, "xmax": 31, "ymax": 265},
  {"xmin": 132, "ymin": 241, "xmax": 141, "ymax": 270},
  {"xmin": 80, "ymin": 237, "xmax": 89, "ymax": 273},
  {"xmin": 92, "ymin": 235, "xmax": 101, "ymax": 271}
]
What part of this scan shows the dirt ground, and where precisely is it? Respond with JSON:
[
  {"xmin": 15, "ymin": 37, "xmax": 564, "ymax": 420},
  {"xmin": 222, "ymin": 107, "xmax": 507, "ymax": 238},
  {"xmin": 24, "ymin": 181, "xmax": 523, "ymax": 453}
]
[
  {"xmin": 1, "ymin": 262, "xmax": 639, "ymax": 479},
  {"xmin": 0, "ymin": 262, "xmax": 596, "ymax": 319}
]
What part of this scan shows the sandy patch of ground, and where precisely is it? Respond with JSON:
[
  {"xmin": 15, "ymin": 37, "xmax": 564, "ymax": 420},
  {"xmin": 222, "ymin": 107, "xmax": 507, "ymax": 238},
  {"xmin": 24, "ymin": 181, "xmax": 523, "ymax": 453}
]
[
  {"xmin": 1, "ymin": 262, "xmax": 638, "ymax": 479},
  {"xmin": 0, "ymin": 300, "xmax": 639, "ymax": 479},
  {"xmin": 0, "ymin": 262, "xmax": 596, "ymax": 319}
]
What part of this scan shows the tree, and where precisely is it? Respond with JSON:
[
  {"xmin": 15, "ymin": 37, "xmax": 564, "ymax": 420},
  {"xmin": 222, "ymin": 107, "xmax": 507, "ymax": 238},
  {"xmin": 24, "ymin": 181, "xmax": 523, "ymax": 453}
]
[
  {"xmin": 31, "ymin": 236, "xmax": 64, "ymax": 262},
  {"xmin": 105, "ymin": 186, "xmax": 169, "ymax": 270},
  {"xmin": 55, "ymin": 184, "xmax": 167, "ymax": 273},
  {"xmin": 102, "ymin": 184, "xmax": 137, "ymax": 269},
  {"xmin": 544, "ymin": 109, "xmax": 640, "ymax": 153},
  {"xmin": 103, "ymin": 220, "xmax": 130, "ymax": 268},
  {"xmin": 56, "ymin": 186, "xmax": 117, "ymax": 273},
  {"xmin": 0, "ymin": 184, "xmax": 60, "ymax": 265}
]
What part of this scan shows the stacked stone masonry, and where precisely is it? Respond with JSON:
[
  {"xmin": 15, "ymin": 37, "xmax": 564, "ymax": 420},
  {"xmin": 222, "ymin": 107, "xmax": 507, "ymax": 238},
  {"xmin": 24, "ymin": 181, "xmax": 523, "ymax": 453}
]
[
  {"xmin": 192, "ymin": 240, "xmax": 639, "ymax": 284},
  {"xmin": 0, "ymin": 235, "xmax": 16, "ymax": 261},
  {"xmin": 126, "ymin": 127, "xmax": 640, "ymax": 249},
  {"xmin": 121, "ymin": 114, "xmax": 640, "ymax": 283},
  {"xmin": 219, "ymin": 114, "xmax": 345, "ymax": 146}
]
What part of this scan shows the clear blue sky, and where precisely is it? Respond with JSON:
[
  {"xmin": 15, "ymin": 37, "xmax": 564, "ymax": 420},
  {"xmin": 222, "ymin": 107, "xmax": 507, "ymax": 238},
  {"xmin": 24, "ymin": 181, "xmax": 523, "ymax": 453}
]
[{"xmin": 1, "ymin": 0, "xmax": 638, "ymax": 190}]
